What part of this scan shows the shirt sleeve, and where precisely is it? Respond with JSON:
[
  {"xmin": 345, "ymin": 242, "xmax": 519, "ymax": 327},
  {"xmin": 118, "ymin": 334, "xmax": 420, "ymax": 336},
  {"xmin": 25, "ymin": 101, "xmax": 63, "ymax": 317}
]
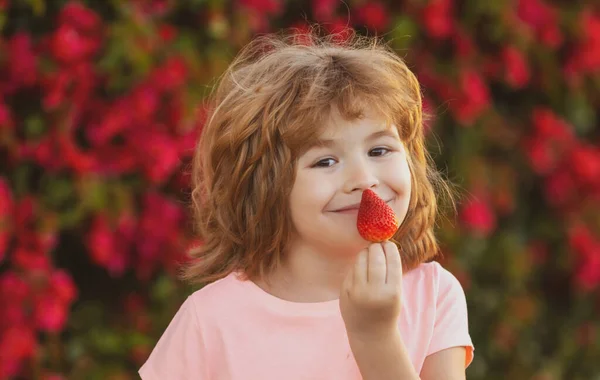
[
  {"xmin": 426, "ymin": 264, "xmax": 475, "ymax": 368},
  {"xmin": 139, "ymin": 296, "xmax": 209, "ymax": 379}
]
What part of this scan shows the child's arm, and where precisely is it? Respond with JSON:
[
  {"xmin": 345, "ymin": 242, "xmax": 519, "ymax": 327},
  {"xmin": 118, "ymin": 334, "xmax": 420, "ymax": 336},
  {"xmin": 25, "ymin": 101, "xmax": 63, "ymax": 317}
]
[
  {"xmin": 420, "ymin": 347, "xmax": 467, "ymax": 380},
  {"xmin": 346, "ymin": 325, "xmax": 419, "ymax": 380},
  {"xmin": 340, "ymin": 242, "xmax": 420, "ymax": 380}
]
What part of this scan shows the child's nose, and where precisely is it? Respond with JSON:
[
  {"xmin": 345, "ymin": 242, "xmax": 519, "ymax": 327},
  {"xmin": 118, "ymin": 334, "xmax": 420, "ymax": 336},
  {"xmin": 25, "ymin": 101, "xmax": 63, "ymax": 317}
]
[{"xmin": 342, "ymin": 159, "xmax": 379, "ymax": 193}]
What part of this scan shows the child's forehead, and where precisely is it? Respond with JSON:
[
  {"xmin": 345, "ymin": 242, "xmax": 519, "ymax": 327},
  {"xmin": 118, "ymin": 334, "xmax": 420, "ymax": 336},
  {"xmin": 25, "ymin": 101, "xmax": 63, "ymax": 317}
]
[{"xmin": 316, "ymin": 112, "xmax": 397, "ymax": 140}]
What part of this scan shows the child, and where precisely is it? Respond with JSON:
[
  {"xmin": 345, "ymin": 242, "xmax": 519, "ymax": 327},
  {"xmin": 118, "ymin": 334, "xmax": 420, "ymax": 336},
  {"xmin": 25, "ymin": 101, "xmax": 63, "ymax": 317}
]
[{"xmin": 139, "ymin": 30, "xmax": 474, "ymax": 380}]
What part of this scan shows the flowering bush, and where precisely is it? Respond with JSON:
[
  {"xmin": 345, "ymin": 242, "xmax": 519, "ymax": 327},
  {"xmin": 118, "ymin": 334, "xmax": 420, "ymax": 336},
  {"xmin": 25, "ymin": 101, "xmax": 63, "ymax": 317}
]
[{"xmin": 0, "ymin": 0, "xmax": 598, "ymax": 379}]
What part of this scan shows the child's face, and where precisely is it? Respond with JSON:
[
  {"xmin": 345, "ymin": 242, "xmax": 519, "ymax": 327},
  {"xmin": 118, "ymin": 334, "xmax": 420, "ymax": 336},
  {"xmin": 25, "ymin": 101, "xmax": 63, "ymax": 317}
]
[{"xmin": 289, "ymin": 111, "xmax": 412, "ymax": 255}]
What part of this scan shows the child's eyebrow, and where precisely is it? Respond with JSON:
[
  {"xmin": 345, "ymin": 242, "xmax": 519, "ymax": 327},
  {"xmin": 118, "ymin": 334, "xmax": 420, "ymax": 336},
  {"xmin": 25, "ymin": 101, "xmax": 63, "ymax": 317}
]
[{"xmin": 311, "ymin": 129, "xmax": 399, "ymax": 149}]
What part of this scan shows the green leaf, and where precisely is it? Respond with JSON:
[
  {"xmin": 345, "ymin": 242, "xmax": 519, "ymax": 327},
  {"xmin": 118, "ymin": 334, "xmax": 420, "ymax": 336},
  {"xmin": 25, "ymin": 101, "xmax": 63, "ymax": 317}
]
[
  {"xmin": 565, "ymin": 92, "xmax": 596, "ymax": 137},
  {"xmin": 24, "ymin": 115, "xmax": 46, "ymax": 140},
  {"xmin": 390, "ymin": 16, "xmax": 419, "ymax": 51}
]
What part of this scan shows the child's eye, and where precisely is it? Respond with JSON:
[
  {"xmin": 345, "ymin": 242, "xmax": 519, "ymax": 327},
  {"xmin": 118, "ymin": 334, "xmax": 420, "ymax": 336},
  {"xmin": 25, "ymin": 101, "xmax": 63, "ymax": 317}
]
[
  {"xmin": 369, "ymin": 147, "xmax": 391, "ymax": 157},
  {"xmin": 312, "ymin": 158, "xmax": 337, "ymax": 168}
]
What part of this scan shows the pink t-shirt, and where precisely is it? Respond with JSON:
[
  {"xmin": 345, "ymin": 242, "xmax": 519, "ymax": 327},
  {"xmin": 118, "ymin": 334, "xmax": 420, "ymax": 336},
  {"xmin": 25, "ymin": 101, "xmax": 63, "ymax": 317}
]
[{"xmin": 139, "ymin": 261, "xmax": 474, "ymax": 379}]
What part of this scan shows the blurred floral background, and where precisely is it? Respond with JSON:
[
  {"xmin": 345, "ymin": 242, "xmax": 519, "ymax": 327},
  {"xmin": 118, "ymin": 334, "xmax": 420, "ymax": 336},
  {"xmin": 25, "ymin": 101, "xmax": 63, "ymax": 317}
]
[{"xmin": 0, "ymin": 0, "xmax": 599, "ymax": 379}]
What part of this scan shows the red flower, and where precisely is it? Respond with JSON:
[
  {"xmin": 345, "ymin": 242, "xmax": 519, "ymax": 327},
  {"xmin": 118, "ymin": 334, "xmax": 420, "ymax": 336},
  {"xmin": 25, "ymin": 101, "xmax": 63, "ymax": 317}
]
[
  {"xmin": 136, "ymin": 193, "xmax": 183, "ymax": 279},
  {"xmin": 312, "ymin": 0, "xmax": 338, "ymax": 21},
  {"xmin": 3, "ymin": 33, "xmax": 38, "ymax": 92},
  {"xmin": 544, "ymin": 169, "xmax": 575, "ymax": 208},
  {"xmin": 133, "ymin": 128, "xmax": 181, "ymax": 184},
  {"xmin": 568, "ymin": 145, "xmax": 600, "ymax": 187},
  {"xmin": 51, "ymin": 24, "xmax": 98, "ymax": 64},
  {"xmin": 564, "ymin": 11, "xmax": 600, "ymax": 82},
  {"xmin": 460, "ymin": 196, "xmax": 497, "ymax": 236},
  {"xmin": 58, "ymin": 1, "xmax": 101, "ymax": 32},
  {"xmin": 353, "ymin": 2, "xmax": 389, "ymax": 32},
  {"xmin": 0, "ymin": 271, "xmax": 30, "ymax": 305},
  {"xmin": 324, "ymin": 19, "xmax": 355, "ymax": 45},
  {"xmin": 502, "ymin": 46, "xmax": 530, "ymax": 89},
  {"xmin": 151, "ymin": 57, "xmax": 188, "ymax": 92},
  {"xmin": 422, "ymin": 0, "xmax": 454, "ymax": 40},
  {"xmin": 0, "ymin": 325, "xmax": 36, "ymax": 378},
  {"xmin": 575, "ymin": 247, "xmax": 600, "ymax": 291},
  {"xmin": 239, "ymin": 0, "xmax": 282, "ymax": 15},
  {"xmin": 34, "ymin": 294, "xmax": 68, "ymax": 332},
  {"xmin": 451, "ymin": 69, "xmax": 490, "ymax": 124},
  {"xmin": 57, "ymin": 133, "xmax": 96, "ymax": 174},
  {"xmin": 49, "ymin": 270, "xmax": 78, "ymax": 305},
  {"xmin": 87, "ymin": 213, "xmax": 136, "ymax": 277},
  {"xmin": 0, "ymin": 101, "xmax": 14, "ymax": 131},
  {"xmin": 131, "ymin": 85, "xmax": 160, "ymax": 122},
  {"xmin": 87, "ymin": 215, "xmax": 118, "ymax": 270},
  {"xmin": 532, "ymin": 108, "xmax": 574, "ymax": 143},
  {"xmin": 517, "ymin": 0, "xmax": 562, "ymax": 48},
  {"xmin": 158, "ymin": 24, "xmax": 177, "ymax": 42},
  {"xmin": 452, "ymin": 28, "xmax": 475, "ymax": 58},
  {"xmin": 523, "ymin": 136, "xmax": 555, "ymax": 175},
  {"xmin": 0, "ymin": 178, "xmax": 13, "ymax": 263},
  {"xmin": 568, "ymin": 224, "xmax": 596, "ymax": 256}
]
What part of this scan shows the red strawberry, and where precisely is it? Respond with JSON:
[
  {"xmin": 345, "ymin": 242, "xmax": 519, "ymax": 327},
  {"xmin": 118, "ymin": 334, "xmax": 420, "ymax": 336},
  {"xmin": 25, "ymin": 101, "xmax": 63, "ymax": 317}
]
[{"xmin": 357, "ymin": 189, "xmax": 399, "ymax": 242}]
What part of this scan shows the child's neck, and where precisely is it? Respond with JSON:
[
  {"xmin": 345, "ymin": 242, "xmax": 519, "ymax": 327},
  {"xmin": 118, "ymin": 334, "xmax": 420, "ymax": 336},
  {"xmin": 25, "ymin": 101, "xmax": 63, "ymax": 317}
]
[{"xmin": 254, "ymin": 241, "xmax": 358, "ymax": 303}]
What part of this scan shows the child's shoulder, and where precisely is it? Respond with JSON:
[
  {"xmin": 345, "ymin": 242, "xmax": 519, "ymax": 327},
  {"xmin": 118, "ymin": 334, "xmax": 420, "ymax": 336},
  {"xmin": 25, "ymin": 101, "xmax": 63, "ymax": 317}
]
[
  {"xmin": 405, "ymin": 260, "xmax": 466, "ymax": 293},
  {"xmin": 186, "ymin": 272, "xmax": 248, "ymax": 318}
]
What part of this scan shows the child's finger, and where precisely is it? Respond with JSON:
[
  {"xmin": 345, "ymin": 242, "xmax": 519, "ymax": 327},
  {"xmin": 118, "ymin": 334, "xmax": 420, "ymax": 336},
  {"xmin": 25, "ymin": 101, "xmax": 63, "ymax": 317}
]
[
  {"xmin": 382, "ymin": 241, "xmax": 402, "ymax": 286},
  {"xmin": 354, "ymin": 249, "xmax": 368, "ymax": 285},
  {"xmin": 367, "ymin": 243, "xmax": 386, "ymax": 285}
]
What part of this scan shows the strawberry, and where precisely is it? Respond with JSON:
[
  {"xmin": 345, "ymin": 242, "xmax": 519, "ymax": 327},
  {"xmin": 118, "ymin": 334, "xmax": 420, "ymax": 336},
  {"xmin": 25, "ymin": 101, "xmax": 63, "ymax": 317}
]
[{"xmin": 357, "ymin": 189, "xmax": 399, "ymax": 242}]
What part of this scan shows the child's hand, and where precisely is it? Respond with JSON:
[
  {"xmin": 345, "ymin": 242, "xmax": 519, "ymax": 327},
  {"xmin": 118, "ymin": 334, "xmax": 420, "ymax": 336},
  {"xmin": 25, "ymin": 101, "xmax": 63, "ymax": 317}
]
[{"xmin": 340, "ymin": 241, "xmax": 402, "ymax": 338}]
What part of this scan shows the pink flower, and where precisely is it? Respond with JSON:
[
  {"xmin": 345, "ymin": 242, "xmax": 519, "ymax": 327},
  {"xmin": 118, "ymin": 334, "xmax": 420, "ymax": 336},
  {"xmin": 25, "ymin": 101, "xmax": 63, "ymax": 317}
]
[
  {"xmin": 353, "ymin": 2, "xmax": 389, "ymax": 32},
  {"xmin": 460, "ymin": 196, "xmax": 496, "ymax": 236},
  {"xmin": 502, "ymin": 46, "xmax": 530, "ymax": 89},
  {"xmin": 421, "ymin": 0, "xmax": 454, "ymax": 40}
]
